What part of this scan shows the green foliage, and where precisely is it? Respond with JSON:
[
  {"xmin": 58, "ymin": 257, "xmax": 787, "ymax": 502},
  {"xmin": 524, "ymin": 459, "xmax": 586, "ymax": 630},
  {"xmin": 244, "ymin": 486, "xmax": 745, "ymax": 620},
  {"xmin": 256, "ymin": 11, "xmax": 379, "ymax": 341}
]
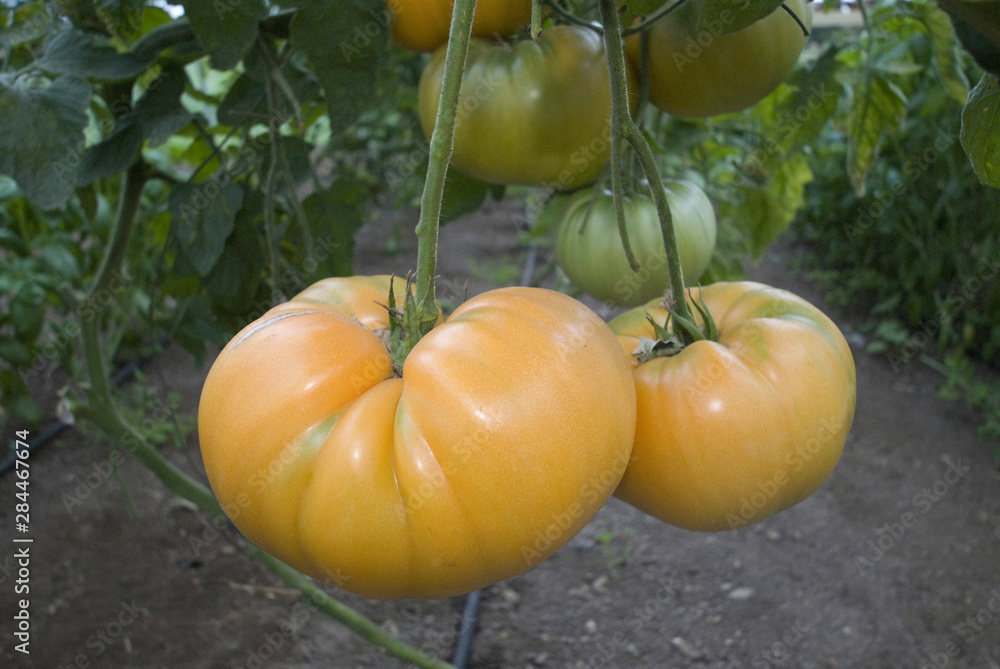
[
  {"xmin": 0, "ymin": 1, "xmax": 428, "ymax": 433},
  {"xmin": 790, "ymin": 0, "xmax": 1000, "ymax": 441}
]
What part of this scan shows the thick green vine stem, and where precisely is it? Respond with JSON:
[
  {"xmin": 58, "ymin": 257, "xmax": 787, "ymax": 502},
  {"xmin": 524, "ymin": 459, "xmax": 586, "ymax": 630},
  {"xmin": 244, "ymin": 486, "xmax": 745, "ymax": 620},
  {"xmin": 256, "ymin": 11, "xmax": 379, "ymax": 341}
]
[
  {"xmin": 253, "ymin": 550, "xmax": 458, "ymax": 669},
  {"xmin": 598, "ymin": 0, "xmax": 699, "ymax": 343},
  {"xmin": 406, "ymin": 0, "xmax": 479, "ymax": 363},
  {"xmin": 74, "ymin": 161, "xmax": 456, "ymax": 669}
]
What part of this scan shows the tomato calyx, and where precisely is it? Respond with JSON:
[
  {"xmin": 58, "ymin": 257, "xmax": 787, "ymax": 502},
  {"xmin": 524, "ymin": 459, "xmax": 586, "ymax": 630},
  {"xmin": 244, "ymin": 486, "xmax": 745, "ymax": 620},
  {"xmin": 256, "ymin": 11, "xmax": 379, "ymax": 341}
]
[
  {"xmin": 633, "ymin": 289, "xmax": 719, "ymax": 363},
  {"xmin": 383, "ymin": 275, "xmax": 419, "ymax": 375}
]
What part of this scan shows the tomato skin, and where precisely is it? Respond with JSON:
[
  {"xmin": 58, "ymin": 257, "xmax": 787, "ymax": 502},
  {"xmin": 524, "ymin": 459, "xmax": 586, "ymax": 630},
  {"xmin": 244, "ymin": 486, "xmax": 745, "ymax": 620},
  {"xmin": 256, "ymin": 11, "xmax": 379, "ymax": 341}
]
[
  {"xmin": 198, "ymin": 276, "xmax": 636, "ymax": 599},
  {"xmin": 609, "ymin": 282, "xmax": 856, "ymax": 531},
  {"xmin": 626, "ymin": 0, "xmax": 811, "ymax": 118},
  {"xmin": 553, "ymin": 180, "xmax": 717, "ymax": 307},
  {"xmin": 390, "ymin": 0, "xmax": 531, "ymax": 53},
  {"xmin": 418, "ymin": 25, "xmax": 638, "ymax": 190}
]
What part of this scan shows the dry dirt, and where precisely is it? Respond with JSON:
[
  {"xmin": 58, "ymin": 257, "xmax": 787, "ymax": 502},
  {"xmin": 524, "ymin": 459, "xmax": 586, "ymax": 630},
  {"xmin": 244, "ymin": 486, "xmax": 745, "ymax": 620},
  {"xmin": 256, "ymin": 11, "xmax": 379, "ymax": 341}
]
[{"xmin": 2, "ymin": 201, "xmax": 1000, "ymax": 669}]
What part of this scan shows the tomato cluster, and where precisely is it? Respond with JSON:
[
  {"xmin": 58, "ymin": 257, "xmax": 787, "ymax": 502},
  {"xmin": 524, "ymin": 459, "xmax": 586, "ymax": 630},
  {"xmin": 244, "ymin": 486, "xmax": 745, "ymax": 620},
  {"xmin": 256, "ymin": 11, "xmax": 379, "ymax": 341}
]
[{"xmin": 198, "ymin": 4, "xmax": 846, "ymax": 602}]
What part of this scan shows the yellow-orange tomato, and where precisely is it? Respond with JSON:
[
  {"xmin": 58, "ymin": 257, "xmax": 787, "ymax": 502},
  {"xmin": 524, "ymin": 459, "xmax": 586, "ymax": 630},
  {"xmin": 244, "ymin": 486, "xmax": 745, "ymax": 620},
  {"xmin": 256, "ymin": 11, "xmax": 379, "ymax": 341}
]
[
  {"xmin": 390, "ymin": 0, "xmax": 531, "ymax": 53},
  {"xmin": 609, "ymin": 282, "xmax": 856, "ymax": 532},
  {"xmin": 626, "ymin": 0, "xmax": 811, "ymax": 117},
  {"xmin": 198, "ymin": 276, "xmax": 636, "ymax": 599}
]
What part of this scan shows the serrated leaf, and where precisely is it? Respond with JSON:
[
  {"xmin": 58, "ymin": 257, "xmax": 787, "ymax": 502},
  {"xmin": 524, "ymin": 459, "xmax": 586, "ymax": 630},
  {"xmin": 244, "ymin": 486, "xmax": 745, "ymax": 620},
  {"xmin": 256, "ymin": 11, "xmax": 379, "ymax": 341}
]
[
  {"xmin": 40, "ymin": 29, "xmax": 156, "ymax": 81},
  {"xmin": 0, "ymin": 339, "xmax": 32, "ymax": 368},
  {"xmin": 217, "ymin": 71, "xmax": 267, "ymax": 127},
  {"xmin": 301, "ymin": 180, "xmax": 368, "ymax": 278},
  {"xmin": 737, "ymin": 152, "xmax": 812, "ymax": 257},
  {"xmin": 169, "ymin": 181, "xmax": 243, "ymax": 276},
  {"xmin": 961, "ymin": 73, "xmax": 1000, "ymax": 188},
  {"xmin": 847, "ymin": 73, "xmax": 907, "ymax": 196},
  {"xmin": 915, "ymin": 2, "xmax": 970, "ymax": 104},
  {"xmin": 771, "ymin": 47, "xmax": 843, "ymax": 156},
  {"xmin": 41, "ymin": 243, "xmax": 81, "ymax": 280},
  {"xmin": 938, "ymin": 0, "xmax": 1000, "ymax": 76},
  {"xmin": 288, "ymin": 0, "xmax": 388, "ymax": 136},
  {"xmin": 78, "ymin": 66, "xmax": 192, "ymax": 184},
  {"xmin": 1, "ymin": 2, "xmax": 54, "ymax": 48},
  {"xmin": 180, "ymin": 0, "xmax": 267, "ymax": 71},
  {"xmin": 0, "ymin": 74, "xmax": 91, "ymax": 209},
  {"xmin": 697, "ymin": 0, "xmax": 785, "ymax": 36}
]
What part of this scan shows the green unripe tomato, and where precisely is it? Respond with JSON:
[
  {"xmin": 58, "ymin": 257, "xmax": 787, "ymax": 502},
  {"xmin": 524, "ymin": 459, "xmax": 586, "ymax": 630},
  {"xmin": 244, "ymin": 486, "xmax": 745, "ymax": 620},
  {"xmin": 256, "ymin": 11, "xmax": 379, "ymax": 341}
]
[{"xmin": 552, "ymin": 181, "xmax": 717, "ymax": 307}]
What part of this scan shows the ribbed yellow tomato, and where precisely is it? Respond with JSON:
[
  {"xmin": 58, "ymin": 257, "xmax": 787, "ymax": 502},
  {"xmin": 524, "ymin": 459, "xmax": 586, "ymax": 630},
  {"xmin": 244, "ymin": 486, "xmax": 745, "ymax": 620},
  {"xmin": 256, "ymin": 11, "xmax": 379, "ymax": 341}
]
[
  {"xmin": 390, "ymin": 0, "xmax": 531, "ymax": 53},
  {"xmin": 626, "ymin": 0, "xmax": 811, "ymax": 117},
  {"xmin": 610, "ymin": 282, "xmax": 856, "ymax": 531},
  {"xmin": 198, "ymin": 276, "xmax": 636, "ymax": 598}
]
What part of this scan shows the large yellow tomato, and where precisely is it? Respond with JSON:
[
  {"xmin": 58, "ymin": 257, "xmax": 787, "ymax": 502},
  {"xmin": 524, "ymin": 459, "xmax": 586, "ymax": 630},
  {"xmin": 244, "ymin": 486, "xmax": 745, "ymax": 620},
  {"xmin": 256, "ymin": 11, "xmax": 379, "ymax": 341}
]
[
  {"xmin": 198, "ymin": 276, "xmax": 636, "ymax": 599},
  {"xmin": 626, "ymin": 0, "xmax": 811, "ymax": 117},
  {"xmin": 609, "ymin": 282, "xmax": 856, "ymax": 531},
  {"xmin": 390, "ymin": 0, "xmax": 532, "ymax": 53}
]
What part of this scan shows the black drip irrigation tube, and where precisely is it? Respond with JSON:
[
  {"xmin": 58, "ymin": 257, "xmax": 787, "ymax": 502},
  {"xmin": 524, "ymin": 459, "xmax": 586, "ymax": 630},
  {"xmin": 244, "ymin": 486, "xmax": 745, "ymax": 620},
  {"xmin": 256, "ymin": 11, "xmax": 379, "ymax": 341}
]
[{"xmin": 0, "ymin": 238, "xmax": 542, "ymax": 669}]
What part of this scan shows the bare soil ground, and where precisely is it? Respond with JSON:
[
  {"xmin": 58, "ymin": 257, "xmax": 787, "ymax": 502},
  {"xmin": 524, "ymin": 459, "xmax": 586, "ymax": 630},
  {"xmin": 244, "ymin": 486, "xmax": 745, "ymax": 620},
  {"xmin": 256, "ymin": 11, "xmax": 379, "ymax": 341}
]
[{"xmin": 3, "ymin": 201, "xmax": 1000, "ymax": 669}]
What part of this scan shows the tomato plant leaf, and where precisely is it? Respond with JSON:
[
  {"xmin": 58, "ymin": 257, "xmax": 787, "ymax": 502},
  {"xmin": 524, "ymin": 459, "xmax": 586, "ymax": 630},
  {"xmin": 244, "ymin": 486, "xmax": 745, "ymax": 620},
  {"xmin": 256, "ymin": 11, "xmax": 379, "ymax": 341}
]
[
  {"xmin": 169, "ymin": 181, "xmax": 244, "ymax": 277},
  {"xmin": 440, "ymin": 167, "xmax": 504, "ymax": 224},
  {"xmin": 960, "ymin": 73, "xmax": 1000, "ymax": 188},
  {"xmin": 771, "ymin": 46, "xmax": 844, "ymax": 156},
  {"xmin": 78, "ymin": 66, "xmax": 193, "ymax": 185},
  {"xmin": 0, "ymin": 73, "xmax": 91, "ymax": 210},
  {"xmin": 287, "ymin": 0, "xmax": 388, "ymax": 136},
  {"xmin": 736, "ymin": 152, "xmax": 812, "ymax": 257},
  {"xmin": 938, "ymin": 0, "xmax": 1000, "ymax": 76},
  {"xmin": 217, "ymin": 71, "xmax": 267, "ymax": 128},
  {"xmin": 300, "ymin": 178, "xmax": 369, "ymax": 279},
  {"xmin": 911, "ymin": 2, "xmax": 970, "ymax": 104},
  {"xmin": 696, "ymin": 0, "xmax": 785, "ymax": 36},
  {"xmin": 179, "ymin": 0, "xmax": 267, "ymax": 71},
  {"xmin": 846, "ymin": 72, "xmax": 907, "ymax": 196},
  {"xmin": 39, "ymin": 29, "xmax": 156, "ymax": 81}
]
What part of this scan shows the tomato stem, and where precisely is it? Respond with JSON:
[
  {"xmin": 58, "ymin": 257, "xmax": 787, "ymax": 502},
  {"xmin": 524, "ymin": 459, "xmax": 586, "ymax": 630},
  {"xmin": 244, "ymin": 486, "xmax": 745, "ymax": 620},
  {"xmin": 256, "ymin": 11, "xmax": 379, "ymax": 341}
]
[
  {"xmin": 531, "ymin": 0, "xmax": 543, "ymax": 38},
  {"xmin": 408, "ymin": 0, "xmax": 479, "ymax": 361},
  {"xmin": 598, "ymin": 0, "xmax": 698, "ymax": 340}
]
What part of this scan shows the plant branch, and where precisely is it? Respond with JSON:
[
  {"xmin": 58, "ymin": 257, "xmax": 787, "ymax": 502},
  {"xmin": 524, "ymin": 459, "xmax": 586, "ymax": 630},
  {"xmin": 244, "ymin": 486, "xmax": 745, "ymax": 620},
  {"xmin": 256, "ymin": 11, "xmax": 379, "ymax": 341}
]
[
  {"xmin": 408, "ymin": 0, "xmax": 479, "ymax": 354},
  {"xmin": 253, "ymin": 550, "xmax": 458, "ymax": 669},
  {"xmin": 543, "ymin": 0, "xmax": 604, "ymax": 32},
  {"xmin": 622, "ymin": 0, "xmax": 694, "ymax": 36},
  {"xmin": 598, "ymin": 0, "xmax": 697, "ymax": 336}
]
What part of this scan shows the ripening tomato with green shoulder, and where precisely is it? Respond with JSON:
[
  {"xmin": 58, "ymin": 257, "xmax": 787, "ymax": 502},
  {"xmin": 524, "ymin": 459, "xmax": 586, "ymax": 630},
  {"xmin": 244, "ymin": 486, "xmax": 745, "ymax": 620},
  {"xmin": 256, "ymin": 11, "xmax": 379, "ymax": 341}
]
[
  {"xmin": 551, "ymin": 180, "xmax": 717, "ymax": 307},
  {"xmin": 198, "ymin": 275, "xmax": 636, "ymax": 599},
  {"xmin": 626, "ymin": 0, "xmax": 811, "ymax": 117},
  {"xmin": 418, "ymin": 25, "xmax": 638, "ymax": 190},
  {"xmin": 609, "ymin": 281, "xmax": 856, "ymax": 531},
  {"xmin": 389, "ymin": 0, "xmax": 532, "ymax": 53}
]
